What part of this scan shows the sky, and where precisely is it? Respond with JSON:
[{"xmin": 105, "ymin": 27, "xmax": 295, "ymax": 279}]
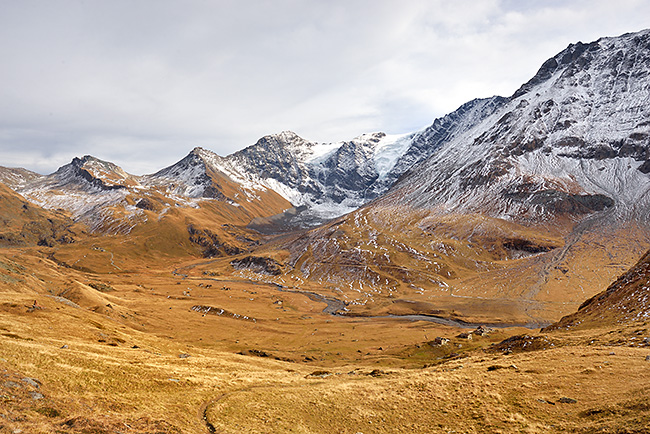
[{"xmin": 1, "ymin": 0, "xmax": 649, "ymax": 175}]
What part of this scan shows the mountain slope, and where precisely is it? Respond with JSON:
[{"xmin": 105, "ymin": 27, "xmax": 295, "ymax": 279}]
[
  {"xmin": 0, "ymin": 182, "xmax": 78, "ymax": 246},
  {"xmin": 17, "ymin": 150, "xmax": 291, "ymax": 231},
  {"xmin": 11, "ymin": 151, "xmax": 292, "ymax": 271},
  {"xmin": 546, "ymin": 248, "xmax": 650, "ymax": 330},
  {"xmin": 239, "ymin": 29, "xmax": 650, "ymax": 324},
  {"xmin": 0, "ymin": 166, "xmax": 43, "ymax": 189},
  {"xmin": 216, "ymin": 97, "xmax": 507, "ymax": 226},
  {"xmin": 17, "ymin": 156, "xmax": 141, "ymax": 233},
  {"xmin": 383, "ymin": 30, "xmax": 650, "ymax": 222},
  {"xmin": 220, "ymin": 130, "xmax": 413, "ymax": 221}
]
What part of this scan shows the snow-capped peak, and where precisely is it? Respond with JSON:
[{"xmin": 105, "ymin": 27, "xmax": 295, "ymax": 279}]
[{"xmin": 379, "ymin": 28, "xmax": 650, "ymax": 224}]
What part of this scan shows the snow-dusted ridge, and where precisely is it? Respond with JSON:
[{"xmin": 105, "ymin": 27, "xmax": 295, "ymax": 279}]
[
  {"xmin": 0, "ymin": 166, "xmax": 44, "ymax": 189},
  {"xmin": 191, "ymin": 130, "xmax": 442, "ymax": 224},
  {"xmin": 16, "ymin": 156, "xmax": 138, "ymax": 232},
  {"xmin": 9, "ymin": 29, "xmax": 650, "ymax": 233},
  {"xmin": 381, "ymin": 29, "xmax": 650, "ymax": 224}
]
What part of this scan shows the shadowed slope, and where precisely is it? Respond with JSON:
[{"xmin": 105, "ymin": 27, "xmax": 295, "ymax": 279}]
[
  {"xmin": 0, "ymin": 182, "xmax": 79, "ymax": 247},
  {"xmin": 546, "ymin": 248, "xmax": 650, "ymax": 330}
]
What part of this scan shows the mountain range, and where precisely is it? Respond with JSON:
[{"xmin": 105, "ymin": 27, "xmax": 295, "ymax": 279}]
[
  {"xmin": 2, "ymin": 29, "xmax": 650, "ymax": 324},
  {"xmin": 3, "ymin": 28, "xmax": 650, "ymax": 434}
]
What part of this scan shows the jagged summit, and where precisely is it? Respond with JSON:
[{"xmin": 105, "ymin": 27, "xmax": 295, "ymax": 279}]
[
  {"xmin": 378, "ymin": 28, "xmax": 650, "ymax": 224},
  {"xmin": 220, "ymin": 127, "xmax": 455, "ymax": 224},
  {"xmin": 7, "ymin": 28, "xmax": 650, "ymax": 235},
  {"xmin": 266, "ymin": 29, "xmax": 650, "ymax": 325},
  {"xmin": 222, "ymin": 129, "xmax": 415, "ymax": 222},
  {"xmin": 188, "ymin": 146, "xmax": 211, "ymax": 156},
  {"xmin": 267, "ymin": 130, "xmax": 304, "ymax": 141},
  {"xmin": 511, "ymin": 40, "xmax": 601, "ymax": 99},
  {"xmin": 37, "ymin": 154, "xmax": 139, "ymax": 191},
  {"xmin": 186, "ymin": 146, "xmax": 226, "ymax": 162},
  {"xmin": 147, "ymin": 147, "xmax": 229, "ymax": 199},
  {"xmin": 13, "ymin": 155, "xmax": 139, "ymax": 233}
]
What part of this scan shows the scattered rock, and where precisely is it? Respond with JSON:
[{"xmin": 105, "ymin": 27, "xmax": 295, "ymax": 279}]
[
  {"xmin": 30, "ymin": 391, "xmax": 44, "ymax": 400},
  {"xmin": 491, "ymin": 334, "xmax": 557, "ymax": 354},
  {"xmin": 88, "ymin": 282, "xmax": 115, "ymax": 292},
  {"xmin": 178, "ymin": 353, "xmax": 190, "ymax": 359},
  {"xmin": 191, "ymin": 305, "xmax": 256, "ymax": 322},
  {"xmin": 21, "ymin": 377, "xmax": 39, "ymax": 388},
  {"xmin": 26, "ymin": 300, "xmax": 44, "ymax": 312},
  {"xmin": 457, "ymin": 332, "xmax": 473, "ymax": 339},
  {"xmin": 60, "ymin": 344, "xmax": 68, "ymax": 349},
  {"xmin": 306, "ymin": 370, "xmax": 331, "ymax": 378},
  {"xmin": 239, "ymin": 349, "xmax": 270, "ymax": 358},
  {"xmin": 368, "ymin": 369, "xmax": 386, "ymax": 377},
  {"xmin": 537, "ymin": 398, "xmax": 555, "ymax": 405},
  {"xmin": 429, "ymin": 337, "xmax": 449, "ymax": 347},
  {"xmin": 645, "ymin": 355, "xmax": 650, "ymax": 362},
  {"xmin": 230, "ymin": 256, "xmax": 283, "ymax": 275},
  {"xmin": 135, "ymin": 197, "xmax": 158, "ymax": 211},
  {"xmin": 559, "ymin": 397, "xmax": 577, "ymax": 404},
  {"xmin": 474, "ymin": 325, "xmax": 493, "ymax": 336}
]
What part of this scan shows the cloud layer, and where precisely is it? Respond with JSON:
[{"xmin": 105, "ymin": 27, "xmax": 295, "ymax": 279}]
[{"xmin": 1, "ymin": 0, "xmax": 649, "ymax": 174}]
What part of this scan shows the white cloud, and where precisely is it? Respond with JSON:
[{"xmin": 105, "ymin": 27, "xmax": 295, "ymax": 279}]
[{"xmin": 0, "ymin": 0, "xmax": 649, "ymax": 174}]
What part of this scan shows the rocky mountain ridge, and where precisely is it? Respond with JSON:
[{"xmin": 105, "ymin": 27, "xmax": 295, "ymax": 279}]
[
  {"xmin": 2, "ymin": 92, "xmax": 516, "ymax": 231},
  {"xmin": 243, "ymin": 29, "xmax": 650, "ymax": 323},
  {"xmin": 4, "ymin": 29, "xmax": 650, "ymax": 248},
  {"xmin": 379, "ymin": 29, "xmax": 650, "ymax": 224}
]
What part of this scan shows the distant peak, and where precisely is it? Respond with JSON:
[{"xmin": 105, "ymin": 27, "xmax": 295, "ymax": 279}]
[
  {"xmin": 351, "ymin": 132, "xmax": 387, "ymax": 142},
  {"xmin": 190, "ymin": 146, "xmax": 208, "ymax": 155},
  {"xmin": 71, "ymin": 155, "xmax": 110, "ymax": 168},
  {"xmin": 188, "ymin": 146, "xmax": 221, "ymax": 162},
  {"xmin": 264, "ymin": 130, "xmax": 305, "ymax": 142}
]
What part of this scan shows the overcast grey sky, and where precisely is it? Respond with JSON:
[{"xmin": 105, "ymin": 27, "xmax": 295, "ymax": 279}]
[{"xmin": 1, "ymin": 0, "xmax": 649, "ymax": 175}]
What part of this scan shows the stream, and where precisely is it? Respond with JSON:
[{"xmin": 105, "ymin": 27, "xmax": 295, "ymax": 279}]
[
  {"xmin": 268, "ymin": 283, "xmax": 548, "ymax": 329},
  {"xmin": 172, "ymin": 266, "xmax": 547, "ymax": 329}
]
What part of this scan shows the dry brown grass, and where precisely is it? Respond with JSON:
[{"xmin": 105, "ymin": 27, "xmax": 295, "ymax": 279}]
[{"xmin": 1, "ymin": 227, "xmax": 650, "ymax": 433}]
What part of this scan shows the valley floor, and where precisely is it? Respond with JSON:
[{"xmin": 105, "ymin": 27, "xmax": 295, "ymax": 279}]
[{"xmin": 1, "ymin": 247, "xmax": 649, "ymax": 433}]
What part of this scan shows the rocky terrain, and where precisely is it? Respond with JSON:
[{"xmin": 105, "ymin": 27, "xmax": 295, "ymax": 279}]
[
  {"xmin": 1, "ymin": 29, "xmax": 650, "ymax": 433},
  {"xmin": 236, "ymin": 29, "xmax": 650, "ymax": 325},
  {"xmin": 0, "ymin": 182, "xmax": 78, "ymax": 247}
]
